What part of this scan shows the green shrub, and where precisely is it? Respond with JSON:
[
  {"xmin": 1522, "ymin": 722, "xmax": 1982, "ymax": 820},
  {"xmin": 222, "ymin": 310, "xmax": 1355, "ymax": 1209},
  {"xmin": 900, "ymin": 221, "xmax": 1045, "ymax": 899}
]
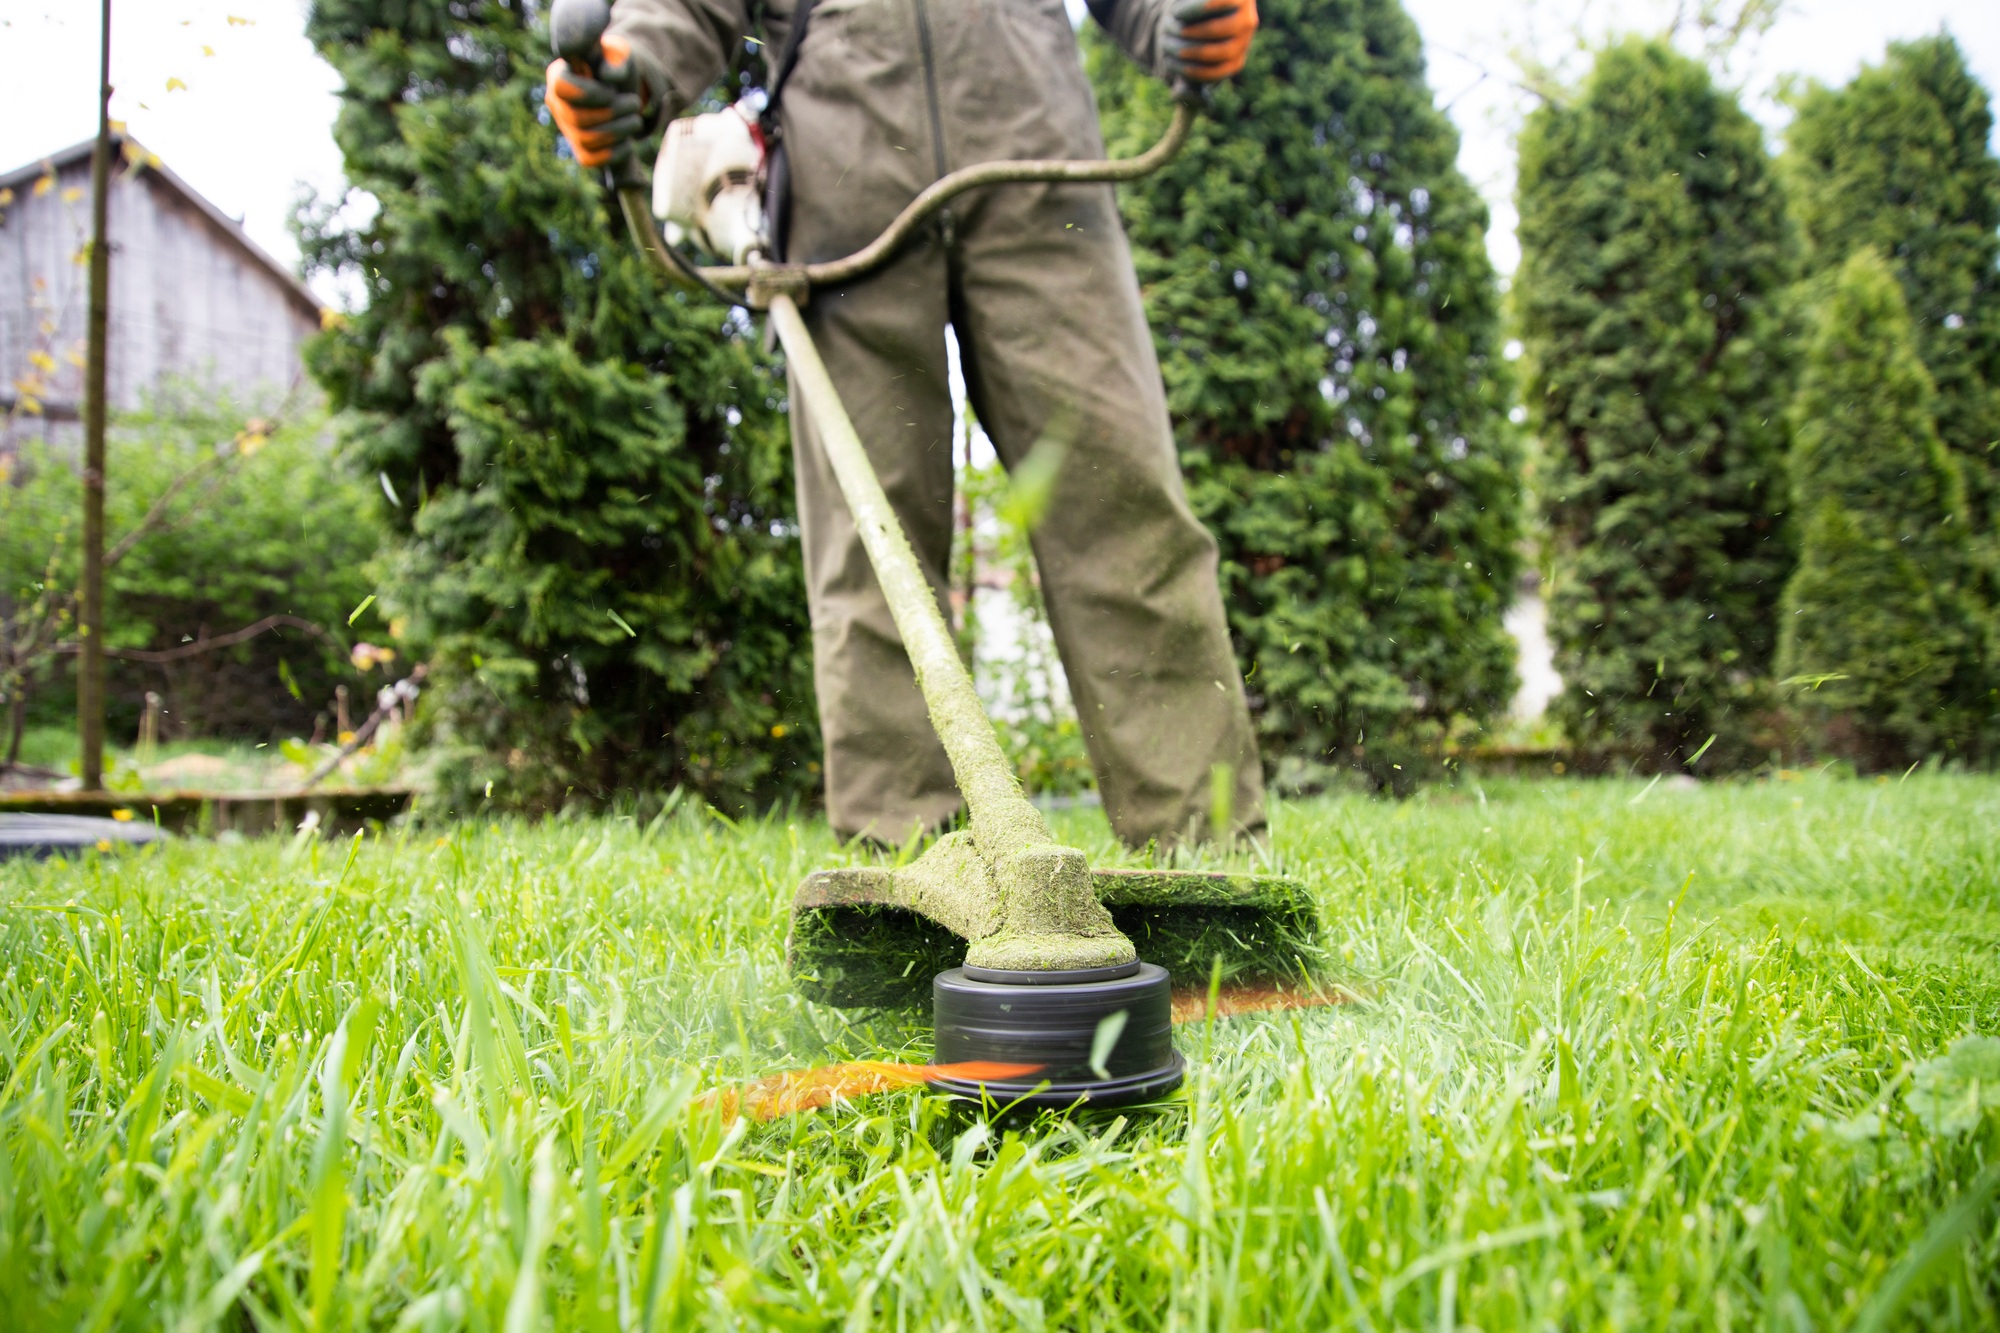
[
  {"xmin": 301, "ymin": 1, "xmax": 818, "ymax": 814},
  {"xmin": 954, "ymin": 444, "xmax": 1096, "ymax": 798},
  {"xmin": 1089, "ymin": 0, "xmax": 1523, "ymax": 793},
  {"xmin": 1516, "ymin": 39, "xmax": 1797, "ymax": 771},
  {"xmin": 1777, "ymin": 248, "xmax": 1994, "ymax": 767},
  {"xmin": 1783, "ymin": 35, "xmax": 2000, "ymax": 549},
  {"xmin": 1, "ymin": 391, "xmax": 381, "ymax": 749}
]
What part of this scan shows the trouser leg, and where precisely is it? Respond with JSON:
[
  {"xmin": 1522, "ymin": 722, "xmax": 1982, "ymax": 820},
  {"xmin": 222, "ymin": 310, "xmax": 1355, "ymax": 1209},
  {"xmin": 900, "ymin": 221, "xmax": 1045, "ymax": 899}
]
[
  {"xmin": 790, "ymin": 242, "xmax": 962, "ymax": 842},
  {"xmin": 949, "ymin": 181, "xmax": 1265, "ymax": 846}
]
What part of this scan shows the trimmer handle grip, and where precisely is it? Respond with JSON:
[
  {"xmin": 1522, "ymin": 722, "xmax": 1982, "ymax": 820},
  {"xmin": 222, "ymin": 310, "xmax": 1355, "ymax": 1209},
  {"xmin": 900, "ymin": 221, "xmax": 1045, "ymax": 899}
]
[
  {"xmin": 550, "ymin": 0, "xmax": 612, "ymax": 74},
  {"xmin": 550, "ymin": 0, "xmax": 648, "ymax": 191}
]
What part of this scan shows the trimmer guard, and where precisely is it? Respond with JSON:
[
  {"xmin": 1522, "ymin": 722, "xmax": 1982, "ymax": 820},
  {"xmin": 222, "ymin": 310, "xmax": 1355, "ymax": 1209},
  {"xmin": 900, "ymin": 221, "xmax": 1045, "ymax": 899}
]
[{"xmin": 789, "ymin": 864, "xmax": 1324, "ymax": 1007}]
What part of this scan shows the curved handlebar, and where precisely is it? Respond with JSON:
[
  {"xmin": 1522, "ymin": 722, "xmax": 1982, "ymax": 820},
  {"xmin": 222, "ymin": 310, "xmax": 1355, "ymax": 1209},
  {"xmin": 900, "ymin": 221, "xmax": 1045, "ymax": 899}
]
[
  {"xmin": 551, "ymin": 0, "xmax": 1198, "ymax": 299},
  {"xmin": 703, "ymin": 102, "xmax": 1196, "ymax": 292}
]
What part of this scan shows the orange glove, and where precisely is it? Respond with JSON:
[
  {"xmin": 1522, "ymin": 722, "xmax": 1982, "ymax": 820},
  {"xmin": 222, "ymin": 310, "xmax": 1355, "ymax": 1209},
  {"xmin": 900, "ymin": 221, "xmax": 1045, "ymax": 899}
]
[
  {"xmin": 545, "ymin": 34, "xmax": 648, "ymax": 168},
  {"xmin": 1168, "ymin": 0, "xmax": 1258, "ymax": 82}
]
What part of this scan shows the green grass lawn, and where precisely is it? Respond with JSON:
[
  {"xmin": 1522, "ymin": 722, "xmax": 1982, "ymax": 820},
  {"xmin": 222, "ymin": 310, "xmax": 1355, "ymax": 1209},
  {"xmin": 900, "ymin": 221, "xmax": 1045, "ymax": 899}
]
[{"xmin": 3, "ymin": 774, "xmax": 1997, "ymax": 1329}]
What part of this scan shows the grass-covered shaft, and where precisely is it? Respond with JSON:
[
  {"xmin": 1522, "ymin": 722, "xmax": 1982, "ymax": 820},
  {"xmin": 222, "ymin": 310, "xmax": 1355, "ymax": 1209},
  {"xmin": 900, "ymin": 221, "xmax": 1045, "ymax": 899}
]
[{"xmin": 2, "ymin": 776, "xmax": 1996, "ymax": 1327}]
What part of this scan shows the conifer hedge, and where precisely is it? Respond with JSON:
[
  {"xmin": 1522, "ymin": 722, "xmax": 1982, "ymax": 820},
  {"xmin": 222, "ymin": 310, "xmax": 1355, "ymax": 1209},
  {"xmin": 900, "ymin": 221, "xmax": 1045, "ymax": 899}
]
[
  {"xmin": 1777, "ymin": 248, "xmax": 1993, "ymax": 766},
  {"xmin": 302, "ymin": 1, "xmax": 818, "ymax": 812},
  {"xmin": 1783, "ymin": 36, "xmax": 2000, "ymax": 552},
  {"xmin": 1515, "ymin": 39, "xmax": 1796, "ymax": 770},
  {"xmin": 1090, "ymin": 0, "xmax": 1522, "ymax": 792}
]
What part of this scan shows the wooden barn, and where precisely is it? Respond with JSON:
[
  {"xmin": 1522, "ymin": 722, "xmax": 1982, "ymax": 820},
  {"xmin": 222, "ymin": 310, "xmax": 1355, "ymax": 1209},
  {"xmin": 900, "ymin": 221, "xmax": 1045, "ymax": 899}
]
[{"xmin": 0, "ymin": 135, "xmax": 322, "ymax": 451}]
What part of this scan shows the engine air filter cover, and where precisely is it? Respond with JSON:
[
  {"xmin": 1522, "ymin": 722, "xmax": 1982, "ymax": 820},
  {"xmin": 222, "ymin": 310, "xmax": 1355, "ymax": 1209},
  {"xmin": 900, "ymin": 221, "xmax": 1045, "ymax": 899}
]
[{"xmin": 929, "ymin": 962, "xmax": 1183, "ymax": 1109}]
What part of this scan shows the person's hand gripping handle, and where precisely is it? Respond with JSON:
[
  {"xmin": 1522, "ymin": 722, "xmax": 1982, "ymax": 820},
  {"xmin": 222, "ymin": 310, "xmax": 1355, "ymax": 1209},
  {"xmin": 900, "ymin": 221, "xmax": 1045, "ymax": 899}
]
[
  {"xmin": 546, "ymin": 0, "xmax": 648, "ymax": 188},
  {"xmin": 1166, "ymin": 0, "xmax": 1258, "ymax": 89}
]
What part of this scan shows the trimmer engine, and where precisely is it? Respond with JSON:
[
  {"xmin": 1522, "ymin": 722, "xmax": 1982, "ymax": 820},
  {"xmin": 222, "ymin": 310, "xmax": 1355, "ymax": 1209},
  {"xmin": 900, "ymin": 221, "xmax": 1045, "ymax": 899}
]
[{"xmin": 653, "ymin": 102, "xmax": 766, "ymax": 264}]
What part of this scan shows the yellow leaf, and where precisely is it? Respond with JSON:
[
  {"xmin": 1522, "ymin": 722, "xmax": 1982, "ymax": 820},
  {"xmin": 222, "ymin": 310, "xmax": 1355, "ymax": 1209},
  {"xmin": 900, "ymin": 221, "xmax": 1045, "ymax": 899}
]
[
  {"xmin": 28, "ymin": 350, "xmax": 55, "ymax": 373},
  {"xmin": 108, "ymin": 119, "xmax": 126, "ymax": 134},
  {"xmin": 227, "ymin": 14, "xmax": 255, "ymax": 25},
  {"xmin": 202, "ymin": 45, "xmax": 216, "ymax": 56},
  {"xmin": 0, "ymin": 187, "xmax": 13, "ymax": 207},
  {"xmin": 62, "ymin": 186, "xmax": 83, "ymax": 204},
  {"xmin": 33, "ymin": 172, "xmax": 55, "ymax": 197},
  {"xmin": 236, "ymin": 430, "xmax": 269, "ymax": 456},
  {"xmin": 166, "ymin": 76, "xmax": 187, "ymax": 92},
  {"xmin": 320, "ymin": 308, "xmax": 348, "ymax": 331}
]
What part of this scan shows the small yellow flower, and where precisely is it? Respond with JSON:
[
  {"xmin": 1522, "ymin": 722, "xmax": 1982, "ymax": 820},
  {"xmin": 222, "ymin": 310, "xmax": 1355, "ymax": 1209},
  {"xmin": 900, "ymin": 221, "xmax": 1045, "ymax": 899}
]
[
  {"xmin": 111, "ymin": 808, "xmax": 134, "ymax": 822},
  {"xmin": 770, "ymin": 724, "xmax": 788, "ymax": 738}
]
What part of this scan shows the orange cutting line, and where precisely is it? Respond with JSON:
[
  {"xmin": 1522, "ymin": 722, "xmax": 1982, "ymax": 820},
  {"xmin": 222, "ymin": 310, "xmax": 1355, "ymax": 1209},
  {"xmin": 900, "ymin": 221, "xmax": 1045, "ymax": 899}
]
[
  {"xmin": 1169, "ymin": 981, "xmax": 1359, "ymax": 1024},
  {"xmin": 698, "ymin": 985, "xmax": 1355, "ymax": 1123},
  {"xmin": 698, "ymin": 1059, "xmax": 1045, "ymax": 1122}
]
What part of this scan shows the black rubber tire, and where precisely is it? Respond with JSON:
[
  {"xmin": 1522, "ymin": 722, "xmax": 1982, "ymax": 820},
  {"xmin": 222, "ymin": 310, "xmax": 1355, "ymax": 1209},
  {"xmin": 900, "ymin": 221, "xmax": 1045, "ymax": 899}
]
[
  {"xmin": 930, "ymin": 962, "xmax": 1183, "ymax": 1109},
  {"xmin": 0, "ymin": 813, "xmax": 168, "ymax": 862}
]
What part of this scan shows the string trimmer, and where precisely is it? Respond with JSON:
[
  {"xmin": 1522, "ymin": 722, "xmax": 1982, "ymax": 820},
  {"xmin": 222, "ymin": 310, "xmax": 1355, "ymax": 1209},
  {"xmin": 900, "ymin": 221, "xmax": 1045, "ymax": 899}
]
[{"xmin": 553, "ymin": 0, "xmax": 1323, "ymax": 1107}]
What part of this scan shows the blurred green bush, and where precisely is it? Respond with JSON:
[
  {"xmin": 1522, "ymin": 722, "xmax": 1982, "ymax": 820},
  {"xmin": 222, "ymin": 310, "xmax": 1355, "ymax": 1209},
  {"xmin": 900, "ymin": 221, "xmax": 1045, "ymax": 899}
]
[
  {"xmin": 1781, "ymin": 34, "xmax": 2000, "ymax": 764},
  {"xmin": 1516, "ymin": 39, "xmax": 1798, "ymax": 772},
  {"xmin": 1090, "ymin": 0, "xmax": 1524, "ymax": 795},
  {"xmin": 1783, "ymin": 34, "xmax": 2000, "ymax": 559},
  {"xmin": 1, "ymin": 389, "xmax": 382, "ymax": 754},
  {"xmin": 1777, "ymin": 249, "xmax": 1995, "ymax": 767},
  {"xmin": 301, "ymin": 0, "xmax": 819, "ymax": 816}
]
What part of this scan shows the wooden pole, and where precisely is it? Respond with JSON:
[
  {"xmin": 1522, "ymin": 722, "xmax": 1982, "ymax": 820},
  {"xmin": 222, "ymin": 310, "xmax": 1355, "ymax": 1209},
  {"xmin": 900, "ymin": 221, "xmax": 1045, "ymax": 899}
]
[{"xmin": 79, "ymin": 0, "xmax": 113, "ymax": 790}]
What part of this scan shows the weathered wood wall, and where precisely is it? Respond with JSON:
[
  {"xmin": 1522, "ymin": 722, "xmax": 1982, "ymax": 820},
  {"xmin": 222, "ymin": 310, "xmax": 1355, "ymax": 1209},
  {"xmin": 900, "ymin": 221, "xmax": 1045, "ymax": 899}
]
[{"xmin": 1, "ymin": 140, "xmax": 321, "ymax": 449}]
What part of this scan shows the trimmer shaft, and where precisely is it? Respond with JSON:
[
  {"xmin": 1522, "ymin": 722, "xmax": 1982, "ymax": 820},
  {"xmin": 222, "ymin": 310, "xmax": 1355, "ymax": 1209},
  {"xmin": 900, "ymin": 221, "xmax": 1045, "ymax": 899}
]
[{"xmin": 929, "ymin": 963, "xmax": 1184, "ymax": 1108}]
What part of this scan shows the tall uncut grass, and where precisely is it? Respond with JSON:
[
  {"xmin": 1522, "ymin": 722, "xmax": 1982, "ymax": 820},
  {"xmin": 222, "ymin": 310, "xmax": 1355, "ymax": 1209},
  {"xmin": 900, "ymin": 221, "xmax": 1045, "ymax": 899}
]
[{"xmin": 2, "ymin": 774, "xmax": 1996, "ymax": 1328}]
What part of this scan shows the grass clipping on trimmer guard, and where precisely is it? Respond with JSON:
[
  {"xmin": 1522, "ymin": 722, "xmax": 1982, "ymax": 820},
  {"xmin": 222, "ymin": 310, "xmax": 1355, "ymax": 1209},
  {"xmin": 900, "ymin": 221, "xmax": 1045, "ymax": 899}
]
[{"xmin": 553, "ymin": 0, "xmax": 1325, "ymax": 1108}]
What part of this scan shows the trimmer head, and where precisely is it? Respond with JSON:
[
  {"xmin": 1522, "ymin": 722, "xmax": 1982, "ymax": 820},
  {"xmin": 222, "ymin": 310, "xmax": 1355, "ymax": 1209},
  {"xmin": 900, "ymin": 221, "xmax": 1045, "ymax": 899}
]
[{"xmin": 930, "ymin": 962, "xmax": 1184, "ymax": 1108}]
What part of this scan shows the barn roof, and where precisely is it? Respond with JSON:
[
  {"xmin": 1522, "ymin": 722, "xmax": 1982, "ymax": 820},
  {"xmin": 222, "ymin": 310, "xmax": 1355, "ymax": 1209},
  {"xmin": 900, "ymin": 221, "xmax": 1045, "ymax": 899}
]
[{"xmin": 0, "ymin": 134, "xmax": 325, "ymax": 323}]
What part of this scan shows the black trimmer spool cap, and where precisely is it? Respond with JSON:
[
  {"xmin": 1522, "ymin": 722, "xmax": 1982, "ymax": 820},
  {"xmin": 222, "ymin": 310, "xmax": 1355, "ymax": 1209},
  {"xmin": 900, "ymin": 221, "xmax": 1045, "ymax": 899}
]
[{"xmin": 930, "ymin": 961, "xmax": 1184, "ymax": 1110}]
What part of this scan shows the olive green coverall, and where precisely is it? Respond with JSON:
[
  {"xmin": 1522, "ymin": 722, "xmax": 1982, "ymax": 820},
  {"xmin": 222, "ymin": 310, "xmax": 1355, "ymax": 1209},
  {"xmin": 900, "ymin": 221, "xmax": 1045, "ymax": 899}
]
[{"xmin": 610, "ymin": 0, "xmax": 1264, "ymax": 846}]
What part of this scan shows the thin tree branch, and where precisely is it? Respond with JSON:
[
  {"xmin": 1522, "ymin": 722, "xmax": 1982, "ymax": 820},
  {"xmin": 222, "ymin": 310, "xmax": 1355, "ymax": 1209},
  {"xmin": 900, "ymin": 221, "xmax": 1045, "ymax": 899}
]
[
  {"xmin": 298, "ymin": 663, "xmax": 426, "ymax": 792},
  {"xmin": 55, "ymin": 613, "xmax": 339, "ymax": 663},
  {"xmin": 103, "ymin": 452, "xmax": 229, "ymax": 568},
  {"xmin": 104, "ymin": 381, "xmax": 310, "ymax": 568}
]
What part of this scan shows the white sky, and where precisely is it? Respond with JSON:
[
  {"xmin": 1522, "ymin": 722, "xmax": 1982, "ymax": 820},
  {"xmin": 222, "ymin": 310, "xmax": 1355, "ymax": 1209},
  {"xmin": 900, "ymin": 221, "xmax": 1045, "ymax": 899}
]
[{"xmin": 1, "ymin": 0, "xmax": 1996, "ymax": 302}]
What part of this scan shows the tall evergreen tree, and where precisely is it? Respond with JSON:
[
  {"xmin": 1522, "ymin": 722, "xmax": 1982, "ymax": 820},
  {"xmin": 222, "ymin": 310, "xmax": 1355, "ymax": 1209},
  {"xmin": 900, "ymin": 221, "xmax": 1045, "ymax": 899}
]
[
  {"xmin": 1778, "ymin": 248, "xmax": 1992, "ymax": 766},
  {"xmin": 301, "ymin": 0, "xmax": 817, "ymax": 812},
  {"xmin": 1516, "ymin": 38, "xmax": 1796, "ymax": 769},
  {"xmin": 1784, "ymin": 35, "xmax": 2000, "ymax": 548},
  {"xmin": 1089, "ymin": 0, "xmax": 1522, "ymax": 793}
]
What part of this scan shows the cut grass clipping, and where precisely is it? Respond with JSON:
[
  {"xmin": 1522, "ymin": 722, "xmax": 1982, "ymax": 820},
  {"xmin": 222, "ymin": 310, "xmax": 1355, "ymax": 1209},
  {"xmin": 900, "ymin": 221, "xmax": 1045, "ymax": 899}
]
[{"xmin": 2, "ymin": 774, "xmax": 1997, "ymax": 1327}]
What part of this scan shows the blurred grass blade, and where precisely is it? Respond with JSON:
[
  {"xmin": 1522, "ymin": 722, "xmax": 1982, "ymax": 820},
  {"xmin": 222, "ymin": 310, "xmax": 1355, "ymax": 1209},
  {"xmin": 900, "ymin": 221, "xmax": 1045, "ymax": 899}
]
[
  {"xmin": 1852, "ymin": 1162, "xmax": 2000, "ymax": 1333},
  {"xmin": 503, "ymin": 1135, "xmax": 560, "ymax": 1333}
]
